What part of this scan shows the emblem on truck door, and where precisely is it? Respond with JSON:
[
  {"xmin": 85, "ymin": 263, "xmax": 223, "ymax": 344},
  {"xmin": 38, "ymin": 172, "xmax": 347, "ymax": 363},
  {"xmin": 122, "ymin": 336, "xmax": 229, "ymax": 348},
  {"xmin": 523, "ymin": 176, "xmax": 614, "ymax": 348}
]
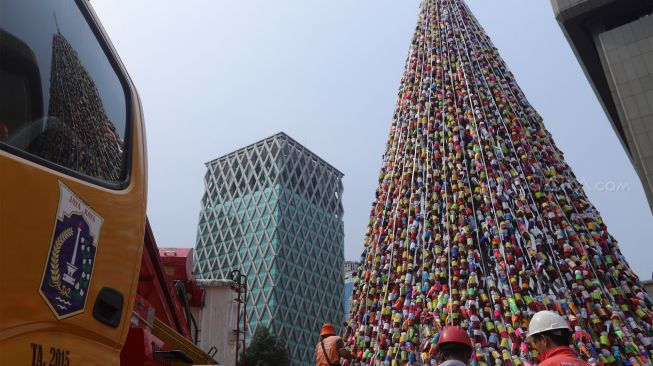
[{"xmin": 40, "ymin": 182, "xmax": 104, "ymax": 319}]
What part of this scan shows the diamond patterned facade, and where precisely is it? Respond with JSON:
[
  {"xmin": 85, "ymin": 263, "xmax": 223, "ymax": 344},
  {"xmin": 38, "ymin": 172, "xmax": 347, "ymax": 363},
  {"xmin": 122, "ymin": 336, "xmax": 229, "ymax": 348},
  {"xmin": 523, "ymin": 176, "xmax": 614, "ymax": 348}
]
[
  {"xmin": 194, "ymin": 132, "xmax": 345, "ymax": 365},
  {"xmin": 345, "ymin": 1, "xmax": 653, "ymax": 365}
]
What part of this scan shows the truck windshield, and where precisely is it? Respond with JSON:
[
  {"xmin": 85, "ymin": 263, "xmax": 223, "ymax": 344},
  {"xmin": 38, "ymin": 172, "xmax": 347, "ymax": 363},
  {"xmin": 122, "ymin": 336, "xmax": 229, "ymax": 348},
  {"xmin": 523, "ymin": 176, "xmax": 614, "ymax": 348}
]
[{"xmin": 0, "ymin": 0, "xmax": 129, "ymax": 183}]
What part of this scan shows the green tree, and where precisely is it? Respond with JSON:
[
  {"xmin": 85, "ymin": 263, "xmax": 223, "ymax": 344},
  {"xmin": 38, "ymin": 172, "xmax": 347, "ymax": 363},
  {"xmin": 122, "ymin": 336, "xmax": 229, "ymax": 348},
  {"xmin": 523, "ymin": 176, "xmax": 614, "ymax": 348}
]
[{"xmin": 244, "ymin": 326, "xmax": 290, "ymax": 366}]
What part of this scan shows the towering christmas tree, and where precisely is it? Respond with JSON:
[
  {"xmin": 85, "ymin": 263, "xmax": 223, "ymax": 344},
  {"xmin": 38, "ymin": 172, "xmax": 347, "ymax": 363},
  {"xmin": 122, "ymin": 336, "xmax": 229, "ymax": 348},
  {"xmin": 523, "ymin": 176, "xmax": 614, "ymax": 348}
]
[
  {"xmin": 345, "ymin": 1, "xmax": 653, "ymax": 365},
  {"xmin": 28, "ymin": 31, "xmax": 124, "ymax": 181}
]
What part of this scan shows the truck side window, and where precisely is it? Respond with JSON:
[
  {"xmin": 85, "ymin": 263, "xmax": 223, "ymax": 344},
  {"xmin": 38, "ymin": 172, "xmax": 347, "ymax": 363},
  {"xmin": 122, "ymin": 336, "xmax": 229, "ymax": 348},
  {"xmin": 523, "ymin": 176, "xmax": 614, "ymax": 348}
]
[{"xmin": 0, "ymin": 0, "xmax": 129, "ymax": 184}]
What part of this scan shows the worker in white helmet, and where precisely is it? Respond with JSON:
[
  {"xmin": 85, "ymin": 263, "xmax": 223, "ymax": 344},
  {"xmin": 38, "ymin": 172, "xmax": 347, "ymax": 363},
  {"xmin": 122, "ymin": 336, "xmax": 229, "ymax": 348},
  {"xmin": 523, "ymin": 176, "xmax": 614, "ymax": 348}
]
[{"xmin": 526, "ymin": 311, "xmax": 589, "ymax": 366}]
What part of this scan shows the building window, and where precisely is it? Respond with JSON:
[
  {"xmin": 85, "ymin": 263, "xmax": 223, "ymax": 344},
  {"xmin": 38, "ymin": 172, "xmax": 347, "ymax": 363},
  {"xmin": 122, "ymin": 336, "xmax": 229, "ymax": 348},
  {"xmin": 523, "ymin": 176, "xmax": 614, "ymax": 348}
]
[{"xmin": 1, "ymin": 1, "xmax": 130, "ymax": 184}]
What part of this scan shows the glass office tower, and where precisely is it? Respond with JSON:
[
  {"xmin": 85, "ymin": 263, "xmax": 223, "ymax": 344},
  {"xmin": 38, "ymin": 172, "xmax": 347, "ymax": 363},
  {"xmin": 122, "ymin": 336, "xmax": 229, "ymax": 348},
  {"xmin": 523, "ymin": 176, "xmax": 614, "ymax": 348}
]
[{"xmin": 195, "ymin": 132, "xmax": 344, "ymax": 364}]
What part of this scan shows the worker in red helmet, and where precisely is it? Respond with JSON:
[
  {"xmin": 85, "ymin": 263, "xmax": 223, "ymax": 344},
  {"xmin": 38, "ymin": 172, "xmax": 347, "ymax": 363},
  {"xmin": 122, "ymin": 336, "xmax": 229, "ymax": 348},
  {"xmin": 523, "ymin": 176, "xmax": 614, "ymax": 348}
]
[
  {"xmin": 526, "ymin": 311, "xmax": 589, "ymax": 366},
  {"xmin": 316, "ymin": 323, "xmax": 354, "ymax": 366},
  {"xmin": 437, "ymin": 326, "xmax": 474, "ymax": 366}
]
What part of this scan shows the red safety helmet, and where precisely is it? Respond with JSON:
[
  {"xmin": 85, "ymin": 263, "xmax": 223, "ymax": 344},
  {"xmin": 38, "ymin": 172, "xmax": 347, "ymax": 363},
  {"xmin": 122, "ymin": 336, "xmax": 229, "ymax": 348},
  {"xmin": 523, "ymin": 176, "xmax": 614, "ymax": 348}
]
[{"xmin": 437, "ymin": 326, "xmax": 473, "ymax": 350}]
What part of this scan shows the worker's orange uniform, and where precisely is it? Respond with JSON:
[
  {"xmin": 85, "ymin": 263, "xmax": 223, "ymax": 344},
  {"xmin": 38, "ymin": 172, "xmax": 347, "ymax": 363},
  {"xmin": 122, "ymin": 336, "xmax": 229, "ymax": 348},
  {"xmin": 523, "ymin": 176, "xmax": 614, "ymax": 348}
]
[
  {"xmin": 538, "ymin": 346, "xmax": 590, "ymax": 366},
  {"xmin": 316, "ymin": 335, "xmax": 343, "ymax": 366}
]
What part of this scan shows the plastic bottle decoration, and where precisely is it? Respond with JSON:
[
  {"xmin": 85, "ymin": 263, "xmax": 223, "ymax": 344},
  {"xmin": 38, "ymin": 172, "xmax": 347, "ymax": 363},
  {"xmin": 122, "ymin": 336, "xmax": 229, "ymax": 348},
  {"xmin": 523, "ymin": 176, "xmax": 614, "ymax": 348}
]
[{"xmin": 343, "ymin": 0, "xmax": 653, "ymax": 365}]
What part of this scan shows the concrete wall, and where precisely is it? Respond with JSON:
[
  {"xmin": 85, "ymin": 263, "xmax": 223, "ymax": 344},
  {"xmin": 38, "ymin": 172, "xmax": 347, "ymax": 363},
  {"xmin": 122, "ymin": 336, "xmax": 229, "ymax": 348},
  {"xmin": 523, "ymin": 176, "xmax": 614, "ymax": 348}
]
[
  {"xmin": 552, "ymin": 0, "xmax": 617, "ymax": 16},
  {"xmin": 194, "ymin": 280, "xmax": 239, "ymax": 366},
  {"xmin": 551, "ymin": 0, "xmax": 653, "ymax": 212},
  {"xmin": 597, "ymin": 14, "xmax": 653, "ymax": 210}
]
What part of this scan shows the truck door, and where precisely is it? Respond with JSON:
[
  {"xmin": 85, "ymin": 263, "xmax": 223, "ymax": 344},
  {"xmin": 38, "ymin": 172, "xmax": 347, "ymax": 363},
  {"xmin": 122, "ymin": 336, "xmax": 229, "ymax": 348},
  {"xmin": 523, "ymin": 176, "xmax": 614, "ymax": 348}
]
[{"xmin": 0, "ymin": 0, "xmax": 147, "ymax": 364}]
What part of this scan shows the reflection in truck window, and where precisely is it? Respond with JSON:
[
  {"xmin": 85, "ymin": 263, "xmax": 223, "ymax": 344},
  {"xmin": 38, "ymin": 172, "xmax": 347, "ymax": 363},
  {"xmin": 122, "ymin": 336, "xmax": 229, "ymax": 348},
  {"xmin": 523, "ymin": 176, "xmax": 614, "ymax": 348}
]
[{"xmin": 0, "ymin": 1, "xmax": 128, "ymax": 183}]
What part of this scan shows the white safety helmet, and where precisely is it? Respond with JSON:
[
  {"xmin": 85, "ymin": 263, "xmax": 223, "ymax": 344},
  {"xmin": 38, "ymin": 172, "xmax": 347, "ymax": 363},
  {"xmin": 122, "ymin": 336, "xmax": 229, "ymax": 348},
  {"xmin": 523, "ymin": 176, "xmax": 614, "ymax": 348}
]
[{"xmin": 526, "ymin": 311, "xmax": 571, "ymax": 341}]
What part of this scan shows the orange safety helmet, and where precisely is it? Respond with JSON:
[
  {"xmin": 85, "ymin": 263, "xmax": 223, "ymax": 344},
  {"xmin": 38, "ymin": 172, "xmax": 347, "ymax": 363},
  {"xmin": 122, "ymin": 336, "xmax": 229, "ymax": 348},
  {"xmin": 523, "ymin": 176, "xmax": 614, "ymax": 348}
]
[
  {"xmin": 437, "ymin": 326, "xmax": 473, "ymax": 350},
  {"xmin": 321, "ymin": 323, "xmax": 336, "ymax": 337}
]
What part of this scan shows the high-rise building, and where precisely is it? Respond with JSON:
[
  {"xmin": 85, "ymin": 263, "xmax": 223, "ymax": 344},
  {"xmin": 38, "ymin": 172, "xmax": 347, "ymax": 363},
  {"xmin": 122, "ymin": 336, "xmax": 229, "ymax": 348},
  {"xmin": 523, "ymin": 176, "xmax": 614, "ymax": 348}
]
[
  {"xmin": 194, "ymin": 132, "xmax": 345, "ymax": 365},
  {"xmin": 645, "ymin": 280, "xmax": 653, "ymax": 301},
  {"xmin": 343, "ymin": 261, "xmax": 359, "ymax": 321},
  {"xmin": 346, "ymin": 1, "xmax": 653, "ymax": 365},
  {"xmin": 344, "ymin": 260, "xmax": 360, "ymax": 275},
  {"xmin": 551, "ymin": 0, "xmax": 653, "ymax": 213}
]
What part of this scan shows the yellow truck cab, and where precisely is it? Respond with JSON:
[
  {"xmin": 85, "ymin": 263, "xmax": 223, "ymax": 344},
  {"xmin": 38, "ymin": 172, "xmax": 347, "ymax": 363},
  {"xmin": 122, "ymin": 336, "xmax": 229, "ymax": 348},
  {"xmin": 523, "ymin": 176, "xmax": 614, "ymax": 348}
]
[{"xmin": 0, "ymin": 0, "xmax": 148, "ymax": 364}]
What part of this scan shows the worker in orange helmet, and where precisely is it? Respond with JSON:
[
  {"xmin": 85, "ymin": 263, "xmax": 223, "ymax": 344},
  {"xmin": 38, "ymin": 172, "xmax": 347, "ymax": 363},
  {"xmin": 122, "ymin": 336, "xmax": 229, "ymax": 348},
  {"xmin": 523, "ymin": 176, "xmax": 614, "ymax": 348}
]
[
  {"xmin": 437, "ymin": 326, "xmax": 474, "ymax": 366},
  {"xmin": 526, "ymin": 311, "xmax": 589, "ymax": 366},
  {"xmin": 316, "ymin": 323, "xmax": 355, "ymax": 366}
]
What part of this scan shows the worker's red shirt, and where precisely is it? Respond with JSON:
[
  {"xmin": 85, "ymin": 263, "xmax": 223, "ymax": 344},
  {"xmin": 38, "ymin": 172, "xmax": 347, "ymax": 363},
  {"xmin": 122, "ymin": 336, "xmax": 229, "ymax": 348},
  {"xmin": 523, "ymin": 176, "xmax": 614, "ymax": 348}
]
[{"xmin": 538, "ymin": 346, "xmax": 590, "ymax": 366}]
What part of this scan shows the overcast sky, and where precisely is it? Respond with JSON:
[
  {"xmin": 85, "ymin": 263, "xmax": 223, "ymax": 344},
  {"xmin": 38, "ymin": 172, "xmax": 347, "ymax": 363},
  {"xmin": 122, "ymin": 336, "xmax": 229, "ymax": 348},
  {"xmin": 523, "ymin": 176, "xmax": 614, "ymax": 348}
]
[{"xmin": 92, "ymin": 0, "xmax": 652, "ymax": 279}]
